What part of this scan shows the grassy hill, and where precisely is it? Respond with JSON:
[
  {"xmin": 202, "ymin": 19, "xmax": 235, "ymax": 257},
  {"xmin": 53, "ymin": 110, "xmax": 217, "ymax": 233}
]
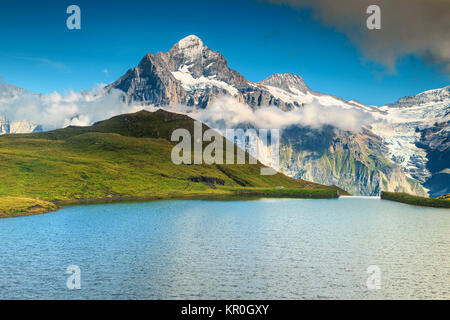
[
  {"xmin": 0, "ymin": 109, "xmax": 347, "ymax": 217},
  {"xmin": 381, "ymin": 191, "xmax": 450, "ymax": 208}
]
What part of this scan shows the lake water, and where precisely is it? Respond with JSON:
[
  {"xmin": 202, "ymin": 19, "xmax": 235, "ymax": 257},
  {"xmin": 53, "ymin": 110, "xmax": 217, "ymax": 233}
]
[{"xmin": 0, "ymin": 198, "xmax": 448, "ymax": 299}]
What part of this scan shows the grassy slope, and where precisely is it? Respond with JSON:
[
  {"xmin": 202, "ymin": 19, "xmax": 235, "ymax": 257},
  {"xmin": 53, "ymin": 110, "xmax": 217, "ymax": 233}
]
[
  {"xmin": 0, "ymin": 197, "xmax": 57, "ymax": 217},
  {"xmin": 381, "ymin": 191, "xmax": 450, "ymax": 208},
  {"xmin": 0, "ymin": 110, "xmax": 346, "ymax": 216}
]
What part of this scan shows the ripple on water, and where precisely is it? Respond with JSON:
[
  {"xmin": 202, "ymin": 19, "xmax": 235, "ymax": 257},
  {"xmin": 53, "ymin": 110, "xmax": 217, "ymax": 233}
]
[{"xmin": 0, "ymin": 198, "xmax": 448, "ymax": 299}]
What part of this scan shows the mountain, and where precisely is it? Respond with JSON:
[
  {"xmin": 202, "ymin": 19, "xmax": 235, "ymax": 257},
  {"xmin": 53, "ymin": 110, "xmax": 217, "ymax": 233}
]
[
  {"xmin": 0, "ymin": 109, "xmax": 344, "ymax": 213},
  {"xmin": 279, "ymin": 125, "xmax": 426, "ymax": 196},
  {"xmin": 107, "ymin": 35, "xmax": 365, "ymax": 111},
  {"xmin": 0, "ymin": 115, "xmax": 42, "ymax": 134},
  {"xmin": 373, "ymin": 86, "xmax": 450, "ymax": 197},
  {"xmin": 2, "ymin": 35, "xmax": 448, "ymax": 196},
  {"xmin": 106, "ymin": 35, "xmax": 448, "ymax": 196},
  {"xmin": 106, "ymin": 35, "xmax": 245, "ymax": 108},
  {"xmin": 276, "ymin": 85, "xmax": 449, "ymax": 197},
  {"xmin": 269, "ymin": 85, "xmax": 448, "ymax": 196}
]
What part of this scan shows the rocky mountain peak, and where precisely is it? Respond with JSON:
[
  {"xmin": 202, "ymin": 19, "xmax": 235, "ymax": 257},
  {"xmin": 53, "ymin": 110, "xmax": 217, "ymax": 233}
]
[
  {"xmin": 172, "ymin": 35, "xmax": 204, "ymax": 51},
  {"xmin": 166, "ymin": 35, "xmax": 245, "ymax": 86},
  {"xmin": 387, "ymin": 86, "xmax": 450, "ymax": 108},
  {"xmin": 259, "ymin": 73, "xmax": 310, "ymax": 94},
  {"xmin": 169, "ymin": 35, "xmax": 205, "ymax": 66}
]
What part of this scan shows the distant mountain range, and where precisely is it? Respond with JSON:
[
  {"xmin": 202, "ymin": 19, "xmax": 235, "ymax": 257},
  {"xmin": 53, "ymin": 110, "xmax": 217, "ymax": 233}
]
[
  {"xmin": 1, "ymin": 35, "xmax": 448, "ymax": 196},
  {"xmin": 0, "ymin": 115, "xmax": 42, "ymax": 134},
  {"xmin": 0, "ymin": 85, "xmax": 42, "ymax": 134}
]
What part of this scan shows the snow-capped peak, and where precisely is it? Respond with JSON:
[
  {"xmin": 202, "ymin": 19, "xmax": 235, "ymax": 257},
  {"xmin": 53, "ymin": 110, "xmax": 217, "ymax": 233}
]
[
  {"xmin": 169, "ymin": 35, "xmax": 205, "ymax": 64},
  {"xmin": 176, "ymin": 35, "xmax": 204, "ymax": 49},
  {"xmin": 386, "ymin": 86, "xmax": 450, "ymax": 109}
]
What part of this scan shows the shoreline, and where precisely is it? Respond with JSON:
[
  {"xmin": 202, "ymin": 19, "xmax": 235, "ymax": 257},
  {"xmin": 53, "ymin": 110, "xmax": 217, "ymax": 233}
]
[
  {"xmin": 380, "ymin": 191, "xmax": 450, "ymax": 209},
  {"xmin": 0, "ymin": 207, "xmax": 60, "ymax": 219},
  {"xmin": 56, "ymin": 193, "xmax": 338, "ymax": 206},
  {"xmin": 0, "ymin": 197, "xmax": 59, "ymax": 219},
  {"xmin": 0, "ymin": 189, "xmax": 340, "ymax": 218},
  {"xmin": 3, "ymin": 190, "xmax": 448, "ymax": 218}
]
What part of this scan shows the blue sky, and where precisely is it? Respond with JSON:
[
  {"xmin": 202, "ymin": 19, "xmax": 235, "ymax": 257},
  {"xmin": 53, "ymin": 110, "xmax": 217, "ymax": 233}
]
[{"xmin": 0, "ymin": 0, "xmax": 448, "ymax": 105}]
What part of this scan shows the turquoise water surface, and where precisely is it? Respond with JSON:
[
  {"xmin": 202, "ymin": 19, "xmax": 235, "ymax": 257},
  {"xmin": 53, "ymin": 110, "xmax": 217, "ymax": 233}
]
[{"xmin": 0, "ymin": 198, "xmax": 448, "ymax": 299}]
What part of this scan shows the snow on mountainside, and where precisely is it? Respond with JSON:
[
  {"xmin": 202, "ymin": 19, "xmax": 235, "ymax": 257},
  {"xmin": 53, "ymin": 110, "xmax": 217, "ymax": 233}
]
[
  {"xmin": 373, "ymin": 86, "xmax": 449, "ymax": 172},
  {"xmin": 172, "ymin": 64, "xmax": 239, "ymax": 96},
  {"xmin": 0, "ymin": 116, "xmax": 42, "ymax": 134},
  {"xmin": 372, "ymin": 86, "xmax": 450, "ymax": 196},
  {"xmin": 258, "ymin": 73, "xmax": 372, "ymax": 110},
  {"xmin": 386, "ymin": 86, "xmax": 450, "ymax": 109},
  {"xmin": 169, "ymin": 35, "xmax": 241, "ymax": 96}
]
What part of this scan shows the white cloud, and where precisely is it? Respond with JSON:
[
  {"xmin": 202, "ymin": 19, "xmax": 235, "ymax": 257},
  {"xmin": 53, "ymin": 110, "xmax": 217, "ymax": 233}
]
[
  {"xmin": 0, "ymin": 80, "xmax": 144, "ymax": 131},
  {"xmin": 0, "ymin": 80, "xmax": 373, "ymax": 133},
  {"xmin": 169, "ymin": 96, "xmax": 374, "ymax": 132}
]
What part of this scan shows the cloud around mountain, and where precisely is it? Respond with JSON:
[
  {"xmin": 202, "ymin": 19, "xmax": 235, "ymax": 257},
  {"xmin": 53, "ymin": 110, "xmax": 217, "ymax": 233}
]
[
  {"xmin": 0, "ymin": 80, "xmax": 141, "ymax": 130},
  {"xmin": 266, "ymin": 0, "xmax": 450, "ymax": 74},
  {"xmin": 173, "ymin": 96, "xmax": 374, "ymax": 132},
  {"xmin": 0, "ymin": 80, "xmax": 374, "ymax": 132}
]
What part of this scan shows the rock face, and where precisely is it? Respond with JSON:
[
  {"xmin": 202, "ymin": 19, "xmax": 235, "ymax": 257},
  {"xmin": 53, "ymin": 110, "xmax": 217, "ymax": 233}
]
[
  {"xmin": 417, "ymin": 122, "xmax": 450, "ymax": 197},
  {"xmin": 280, "ymin": 126, "xmax": 426, "ymax": 196},
  {"xmin": 259, "ymin": 73, "xmax": 310, "ymax": 95}
]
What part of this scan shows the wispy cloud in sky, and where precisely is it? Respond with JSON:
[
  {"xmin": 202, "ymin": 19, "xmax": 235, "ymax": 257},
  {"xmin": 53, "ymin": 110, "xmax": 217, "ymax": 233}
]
[{"xmin": 2, "ymin": 54, "xmax": 71, "ymax": 73}]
